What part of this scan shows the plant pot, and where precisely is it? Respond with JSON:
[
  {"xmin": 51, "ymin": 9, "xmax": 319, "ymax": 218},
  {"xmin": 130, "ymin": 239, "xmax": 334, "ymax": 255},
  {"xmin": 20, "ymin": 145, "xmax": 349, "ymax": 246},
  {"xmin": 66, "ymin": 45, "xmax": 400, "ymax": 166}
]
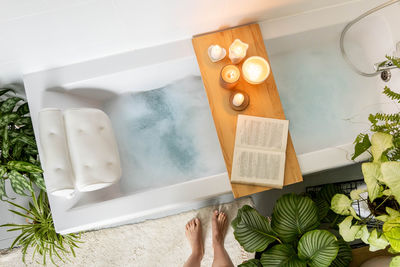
[{"xmin": 360, "ymin": 256, "xmax": 392, "ymax": 267}]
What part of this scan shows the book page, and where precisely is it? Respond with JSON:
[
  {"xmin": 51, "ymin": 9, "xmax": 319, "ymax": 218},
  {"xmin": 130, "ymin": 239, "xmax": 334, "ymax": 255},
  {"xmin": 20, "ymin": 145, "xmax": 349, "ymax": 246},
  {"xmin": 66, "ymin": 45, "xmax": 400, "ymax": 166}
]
[
  {"xmin": 231, "ymin": 148, "xmax": 285, "ymax": 187},
  {"xmin": 235, "ymin": 115, "xmax": 288, "ymax": 151},
  {"xmin": 231, "ymin": 115, "xmax": 289, "ymax": 188}
]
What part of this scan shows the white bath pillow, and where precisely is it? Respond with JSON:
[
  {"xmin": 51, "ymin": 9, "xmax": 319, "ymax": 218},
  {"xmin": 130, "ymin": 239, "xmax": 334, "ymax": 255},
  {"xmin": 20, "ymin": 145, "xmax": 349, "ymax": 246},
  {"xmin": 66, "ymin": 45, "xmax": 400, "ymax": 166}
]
[
  {"xmin": 39, "ymin": 108, "xmax": 75, "ymax": 198},
  {"xmin": 64, "ymin": 108, "xmax": 121, "ymax": 192}
]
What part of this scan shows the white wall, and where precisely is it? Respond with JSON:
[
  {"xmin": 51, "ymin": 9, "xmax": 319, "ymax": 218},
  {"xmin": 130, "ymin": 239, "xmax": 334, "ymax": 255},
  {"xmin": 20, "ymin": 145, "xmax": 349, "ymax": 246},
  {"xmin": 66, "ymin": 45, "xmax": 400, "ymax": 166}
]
[{"xmin": 0, "ymin": 0, "xmax": 358, "ymax": 83}]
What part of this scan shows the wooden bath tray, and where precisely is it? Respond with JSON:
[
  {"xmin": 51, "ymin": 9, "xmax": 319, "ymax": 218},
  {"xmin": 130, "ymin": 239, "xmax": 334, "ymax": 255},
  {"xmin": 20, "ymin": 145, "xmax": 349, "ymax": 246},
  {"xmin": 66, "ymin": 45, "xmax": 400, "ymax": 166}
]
[{"xmin": 192, "ymin": 23, "xmax": 303, "ymax": 198}]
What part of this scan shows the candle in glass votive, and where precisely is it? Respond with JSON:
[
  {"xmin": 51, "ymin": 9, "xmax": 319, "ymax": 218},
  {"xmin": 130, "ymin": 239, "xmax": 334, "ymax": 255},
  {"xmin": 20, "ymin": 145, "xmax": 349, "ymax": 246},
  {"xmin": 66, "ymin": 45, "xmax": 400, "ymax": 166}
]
[
  {"xmin": 220, "ymin": 64, "xmax": 240, "ymax": 89},
  {"xmin": 229, "ymin": 39, "xmax": 249, "ymax": 64},
  {"xmin": 242, "ymin": 56, "xmax": 271, "ymax": 84}
]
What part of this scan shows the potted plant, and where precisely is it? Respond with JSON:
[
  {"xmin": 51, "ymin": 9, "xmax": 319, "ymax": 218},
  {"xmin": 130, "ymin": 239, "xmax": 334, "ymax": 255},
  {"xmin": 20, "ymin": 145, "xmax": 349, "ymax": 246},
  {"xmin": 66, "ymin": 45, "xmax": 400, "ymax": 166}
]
[
  {"xmin": 330, "ymin": 57, "xmax": 400, "ymax": 266},
  {"xmin": 0, "ymin": 85, "xmax": 82, "ymax": 265},
  {"xmin": 232, "ymin": 193, "xmax": 352, "ymax": 266},
  {"xmin": 1, "ymin": 190, "xmax": 81, "ymax": 265},
  {"xmin": 0, "ymin": 86, "xmax": 46, "ymax": 199}
]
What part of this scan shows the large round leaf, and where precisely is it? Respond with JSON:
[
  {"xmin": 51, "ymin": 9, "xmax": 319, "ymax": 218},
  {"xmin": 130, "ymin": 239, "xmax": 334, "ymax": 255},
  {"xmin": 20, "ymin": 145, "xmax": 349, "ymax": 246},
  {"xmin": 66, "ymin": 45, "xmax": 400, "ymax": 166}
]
[
  {"xmin": 239, "ymin": 259, "xmax": 262, "ymax": 267},
  {"xmin": 298, "ymin": 230, "xmax": 339, "ymax": 267},
  {"xmin": 370, "ymin": 132, "xmax": 393, "ymax": 163},
  {"xmin": 271, "ymin": 194, "xmax": 319, "ymax": 242},
  {"xmin": 261, "ymin": 244, "xmax": 306, "ymax": 267},
  {"xmin": 330, "ymin": 239, "xmax": 352, "ymax": 267},
  {"xmin": 232, "ymin": 205, "xmax": 278, "ymax": 252},
  {"xmin": 381, "ymin": 162, "xmax": 400, "ymax": 204},
  {"xmin": 331, "ymin": 194, "xmax": 360, "ymax": 220},
  {"xmin": 362, "ymin": 162, "xmax": 383, "ymax": 202},
  {"xmin": 383, "ymin": 217, "xmax": 400, "ymax": 252}
]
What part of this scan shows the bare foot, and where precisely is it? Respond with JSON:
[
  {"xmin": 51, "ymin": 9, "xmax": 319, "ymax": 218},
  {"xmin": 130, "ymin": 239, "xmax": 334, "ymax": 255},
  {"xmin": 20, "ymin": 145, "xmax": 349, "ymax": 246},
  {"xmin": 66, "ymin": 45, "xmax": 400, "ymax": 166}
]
[
  {"xmin": 185, "ymin": 218, "xmax": 204, "ymax": 259},
  {"xmin": 212, "ymin": 210, "xmax": 228, "ymax": 247}
]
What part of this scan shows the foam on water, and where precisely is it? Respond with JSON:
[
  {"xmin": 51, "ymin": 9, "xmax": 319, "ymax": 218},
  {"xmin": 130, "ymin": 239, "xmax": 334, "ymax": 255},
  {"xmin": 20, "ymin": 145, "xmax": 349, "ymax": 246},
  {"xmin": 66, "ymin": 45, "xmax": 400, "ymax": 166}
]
[
  {"xmin": 103, "ymin": 76, "xmax": 226, "ymax": 193},
  {"xmin": 266, "ymin": 24, "xmax": 384, "ymax": 154}
]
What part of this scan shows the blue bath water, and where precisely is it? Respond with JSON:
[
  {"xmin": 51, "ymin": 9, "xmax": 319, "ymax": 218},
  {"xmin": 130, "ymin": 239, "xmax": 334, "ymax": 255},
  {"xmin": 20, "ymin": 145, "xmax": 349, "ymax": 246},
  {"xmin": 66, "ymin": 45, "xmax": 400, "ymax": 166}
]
[
  {"xmin": 103, "ymin": 76, "xmax": 226, "ymax": 193},
  {"xmin": 265, "ymin": 25, "xmax": 383, "ymax": 155}
]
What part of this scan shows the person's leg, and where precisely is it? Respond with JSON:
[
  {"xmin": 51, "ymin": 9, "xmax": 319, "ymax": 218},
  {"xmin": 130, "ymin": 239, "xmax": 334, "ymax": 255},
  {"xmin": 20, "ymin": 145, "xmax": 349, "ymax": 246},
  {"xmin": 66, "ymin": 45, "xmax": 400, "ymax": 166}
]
[
  {"xmin": 183, "ymin": 218, "xmax": 204, "ymax": 267},
  {"xmin": 212, "ymin": 210, "xmax": 234, "ymax": 267}
]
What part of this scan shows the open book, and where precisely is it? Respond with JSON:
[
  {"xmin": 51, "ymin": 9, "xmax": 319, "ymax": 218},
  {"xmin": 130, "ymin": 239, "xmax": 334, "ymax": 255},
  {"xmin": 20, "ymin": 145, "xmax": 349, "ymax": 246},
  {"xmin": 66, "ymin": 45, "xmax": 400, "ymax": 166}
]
[{"xmin": 230, "ymin": 115, "xmax": 289, "ymax": 188}]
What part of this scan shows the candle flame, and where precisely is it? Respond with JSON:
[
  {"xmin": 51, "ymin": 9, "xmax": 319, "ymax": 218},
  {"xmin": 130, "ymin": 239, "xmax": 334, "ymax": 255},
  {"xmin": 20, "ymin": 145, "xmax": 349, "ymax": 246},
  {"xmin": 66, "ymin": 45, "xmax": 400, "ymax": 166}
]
[{"xmin": 227, "ymin": 70, "xmax": 236, "ymax": 79}]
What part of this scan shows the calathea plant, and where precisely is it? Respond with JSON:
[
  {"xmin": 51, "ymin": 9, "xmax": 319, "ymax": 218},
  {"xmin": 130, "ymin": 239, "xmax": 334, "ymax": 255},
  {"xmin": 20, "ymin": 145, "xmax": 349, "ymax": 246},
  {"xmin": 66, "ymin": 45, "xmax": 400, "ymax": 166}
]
[
  {"xmin": 232, "ymin": 193, "xmax": 352, "ymax": 267},
  {"xmin": 0, "ymin": 86, "xmax": 46, "ymax": 199}
]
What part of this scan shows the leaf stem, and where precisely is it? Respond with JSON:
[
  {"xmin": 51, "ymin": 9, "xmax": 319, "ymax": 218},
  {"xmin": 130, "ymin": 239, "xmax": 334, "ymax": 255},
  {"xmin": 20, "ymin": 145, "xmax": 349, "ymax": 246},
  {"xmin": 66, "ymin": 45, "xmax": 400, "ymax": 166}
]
[{"xmin": 375, "ymin": 196, "xmax": 390, "ymax": 211}]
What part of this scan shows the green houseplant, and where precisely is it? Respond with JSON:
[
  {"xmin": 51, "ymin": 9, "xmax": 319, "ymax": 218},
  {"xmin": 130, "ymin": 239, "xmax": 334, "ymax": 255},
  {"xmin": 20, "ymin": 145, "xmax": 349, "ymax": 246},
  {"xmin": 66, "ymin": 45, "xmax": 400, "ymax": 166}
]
[
  {"xmin": 330, "ymin": 57, "xmax": 400, "ymax": 266},
  {"xmin": 0, "ymin": 85, "xmax": 82, "ymax": 265},
  {"xmin": 1, "ymin": 190, "xmax": 81, "ymax": 265},
  {"xmin": 0, "ymin": 86, "xmax": 46, "ymax": 199},
  {"xmin": 331, "ymin": 132, "xmax": 400, "ymax": 265},
  {"xmin": 232, "ymin": 193, "xmax": 352, "ymax": 267}
]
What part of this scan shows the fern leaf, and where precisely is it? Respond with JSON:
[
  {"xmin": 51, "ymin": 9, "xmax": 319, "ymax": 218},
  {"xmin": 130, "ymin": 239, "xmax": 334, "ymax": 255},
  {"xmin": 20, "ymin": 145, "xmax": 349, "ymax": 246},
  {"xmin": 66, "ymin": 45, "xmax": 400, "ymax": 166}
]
[
  {"xmin": 373, "ymin": 112, "xmax": 400, "ymax": 122},
  {"xmin": 383, "ymin": 86, "xmax": 400, "ymax": 103},
  {"xmin": 388, "ymin": 147, "xmax": 400, "ymax": 161}
]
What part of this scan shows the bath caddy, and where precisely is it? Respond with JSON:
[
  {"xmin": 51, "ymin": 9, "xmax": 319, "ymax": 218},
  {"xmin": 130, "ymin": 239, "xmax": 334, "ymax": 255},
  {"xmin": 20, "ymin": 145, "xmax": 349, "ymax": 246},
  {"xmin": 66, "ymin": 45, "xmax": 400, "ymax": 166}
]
[{"xmin": 192, "ymin": 23, "xmax": 303, "ymax": 198}]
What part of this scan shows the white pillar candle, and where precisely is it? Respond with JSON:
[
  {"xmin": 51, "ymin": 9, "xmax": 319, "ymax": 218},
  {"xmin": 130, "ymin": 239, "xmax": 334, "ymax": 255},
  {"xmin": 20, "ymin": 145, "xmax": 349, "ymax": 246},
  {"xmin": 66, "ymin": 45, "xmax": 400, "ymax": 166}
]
[
  {"xmin": 229, "ymin": 39, "xmax": 249, "ymax": 64},
  {"xmin": 242, "ymin": 56, "xmax": 271, "ymax": 84},
  {"xmin": 232, "ymin": 93, "xmax": 245, "ymax": 106}
]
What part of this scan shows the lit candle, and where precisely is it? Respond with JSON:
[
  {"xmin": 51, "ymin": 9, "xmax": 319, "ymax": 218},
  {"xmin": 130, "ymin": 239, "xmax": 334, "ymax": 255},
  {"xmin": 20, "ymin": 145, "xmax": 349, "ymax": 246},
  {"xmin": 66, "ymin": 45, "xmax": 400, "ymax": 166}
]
[
  {"xmin": 232, "ymin": 93, "xmax": 244, "ymax": 106},
  {"xmin": 220, "ymin": 64, "xmax": 240, "ymax": 89},
  {"xmin": 229, "ymin": 90, "xmax": 249, "ymax": 111},
  {"xmin": 208, "ymin": 44, "xmax": 226, "ymax": 62},
  {"xmin": 229, "ymin": 39, "xmax": 249, "ymax": 64},
  {"xmin": 242, "ymin": 56, "xmax": 270, "ymax": 84}
]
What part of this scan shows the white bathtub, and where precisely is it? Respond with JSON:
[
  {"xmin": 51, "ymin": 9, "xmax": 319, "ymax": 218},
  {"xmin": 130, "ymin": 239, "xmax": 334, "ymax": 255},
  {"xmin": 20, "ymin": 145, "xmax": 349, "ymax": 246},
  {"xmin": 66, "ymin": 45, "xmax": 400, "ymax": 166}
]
[{"xmin": 23, "ymin": 0, "xmax": 400, "ymax": 234}]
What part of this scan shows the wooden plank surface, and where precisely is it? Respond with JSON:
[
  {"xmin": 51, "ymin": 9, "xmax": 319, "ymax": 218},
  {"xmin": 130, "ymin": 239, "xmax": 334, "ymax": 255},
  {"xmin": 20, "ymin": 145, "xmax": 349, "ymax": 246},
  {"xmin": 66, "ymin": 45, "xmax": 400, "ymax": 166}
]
[{"xmin": 192, "ymin": 23, "xmax": 303, "ymax": 198}]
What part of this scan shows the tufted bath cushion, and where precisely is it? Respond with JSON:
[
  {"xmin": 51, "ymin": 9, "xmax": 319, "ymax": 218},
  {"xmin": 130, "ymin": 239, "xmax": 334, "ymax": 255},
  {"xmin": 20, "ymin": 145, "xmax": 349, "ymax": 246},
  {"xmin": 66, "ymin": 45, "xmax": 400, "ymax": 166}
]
[
  {"xmin": 64, "ymin": 108, "xmax": 121, "ymax": 192},
  {"xmin": 39, "ymin": 108, "xmax": 75, "ymax": 198}
]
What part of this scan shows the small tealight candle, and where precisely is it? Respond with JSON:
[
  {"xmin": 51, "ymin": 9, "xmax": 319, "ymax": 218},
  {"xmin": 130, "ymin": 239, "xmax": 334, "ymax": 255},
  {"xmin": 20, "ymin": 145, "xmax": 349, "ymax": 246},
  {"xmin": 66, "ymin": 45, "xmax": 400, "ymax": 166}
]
[
  {"xmin": 220, "ymin": 64, "xmax": 240, "ymax": 89},
  {"xmin": 208, "ymin": 44, "xmax": 226, "ymax": 62},
  {"xmin": 229, "ymin": 90, "xmax": 249, "ymax": 111},
  {"xmin": 229, "ymin": 39, "xmax": 249, "ymax": 64},
  {"xmin": 232, "ymin": 93, "xmax": 244, "ymax": 106},
  {"xmin": 242, "ymin": 56, "xmax": 271, "ymax": 84}
]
